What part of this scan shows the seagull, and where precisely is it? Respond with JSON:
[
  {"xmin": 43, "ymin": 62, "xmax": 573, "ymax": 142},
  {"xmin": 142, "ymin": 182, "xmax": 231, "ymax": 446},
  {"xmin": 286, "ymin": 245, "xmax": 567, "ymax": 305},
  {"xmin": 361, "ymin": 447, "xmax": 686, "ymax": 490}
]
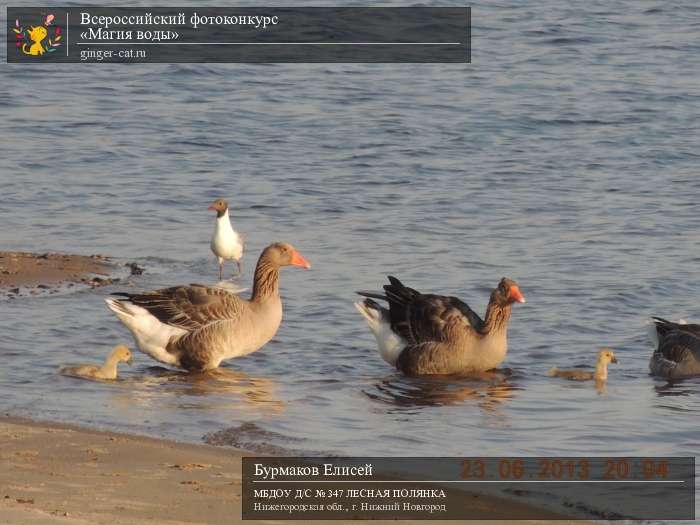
[{"xmin": 208, "ymin": 198, "xmax": 243, "ymax": 280}]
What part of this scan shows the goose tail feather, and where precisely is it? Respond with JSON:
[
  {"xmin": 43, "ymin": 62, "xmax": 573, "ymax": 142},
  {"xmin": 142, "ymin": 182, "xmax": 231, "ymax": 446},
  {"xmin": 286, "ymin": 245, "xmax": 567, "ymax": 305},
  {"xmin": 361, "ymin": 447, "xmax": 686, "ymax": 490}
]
[
  {"xmin": 105, "ymin": 297, "xmax": 183, "ymax": 366},
  {"xmin": 354, "ymin": 298, "xmax": 404, "ymax": 367}
]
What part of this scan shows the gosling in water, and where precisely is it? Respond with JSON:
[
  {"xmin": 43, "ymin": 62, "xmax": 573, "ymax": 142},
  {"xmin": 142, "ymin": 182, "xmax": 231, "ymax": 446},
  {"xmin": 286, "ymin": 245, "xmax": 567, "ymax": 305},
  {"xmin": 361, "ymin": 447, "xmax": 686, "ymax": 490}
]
[
  {"xmin": 60, "ymin": 345, "xmax": 133, "ymax": 380},
  {"xmin": 548, "ymin": 348, "xmax": 618, "ymax": 382}
]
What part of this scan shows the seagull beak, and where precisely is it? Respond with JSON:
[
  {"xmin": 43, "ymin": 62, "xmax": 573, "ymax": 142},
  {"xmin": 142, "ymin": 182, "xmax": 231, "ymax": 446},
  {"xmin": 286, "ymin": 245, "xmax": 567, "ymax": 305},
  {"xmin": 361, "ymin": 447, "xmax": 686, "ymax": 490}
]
[
  {"xmin": 290, "ymin": 250, "xmax": 311, "ymax": 269},
  {"xmin": 207, "ymin": 204, "xmax": 217, "ymax": 211},
  {"xmin": 510, "ymin": 286, "xmax": 526, "ymax": 303},
  {"xmin": 127, "ymin": 357, "xmax": 134, "ymax": 366},
  {"xmin": 611, "ymin": 356, "xmax": 618, "ymax": 364}
]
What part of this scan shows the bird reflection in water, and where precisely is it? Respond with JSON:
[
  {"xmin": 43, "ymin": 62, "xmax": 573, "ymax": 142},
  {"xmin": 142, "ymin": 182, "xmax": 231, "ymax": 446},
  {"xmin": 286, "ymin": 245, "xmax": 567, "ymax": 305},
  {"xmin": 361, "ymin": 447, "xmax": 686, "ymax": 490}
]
[
  {"xmin": 596, "ymin": 380, "xmax": 608, "ymax": 396},
  {"xmin": 365, "ymin": 369, "xmax": 518, "ymax": 412},
  {"xmin": 110, "ymin": 366, "xmax": 285, "ymax": 415},
  {"xmin": 653, "ymin": 378, "xmax": 700, "ymax": 398}
]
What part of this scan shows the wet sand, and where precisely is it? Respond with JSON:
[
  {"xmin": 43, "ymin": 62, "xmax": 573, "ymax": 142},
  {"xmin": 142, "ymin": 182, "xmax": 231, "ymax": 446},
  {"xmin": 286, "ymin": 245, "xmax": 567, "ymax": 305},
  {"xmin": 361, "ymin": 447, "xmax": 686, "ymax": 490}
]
[
  {"xmin": 0, "ymin": 252, "xmax": 141, "ymax": 297},
  {"xmin": 0, "ymin": 252, "xmax": 111, "ymax": 286},
  {"xmin": 0, "ymin": 417, "xmax": 589, "ymax": 525}
]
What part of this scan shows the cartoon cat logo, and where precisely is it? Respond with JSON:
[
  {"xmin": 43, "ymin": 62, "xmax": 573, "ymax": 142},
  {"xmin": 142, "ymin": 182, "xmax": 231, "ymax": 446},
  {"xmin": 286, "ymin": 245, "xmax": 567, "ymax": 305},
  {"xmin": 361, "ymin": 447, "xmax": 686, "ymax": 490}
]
[
  {"xmin": 24, "ymin": 25, "xmax": 49, "ymax": 55},
  {"xmin": 13, "ymin": 14, "xmax": 62, "ymax": 56}
]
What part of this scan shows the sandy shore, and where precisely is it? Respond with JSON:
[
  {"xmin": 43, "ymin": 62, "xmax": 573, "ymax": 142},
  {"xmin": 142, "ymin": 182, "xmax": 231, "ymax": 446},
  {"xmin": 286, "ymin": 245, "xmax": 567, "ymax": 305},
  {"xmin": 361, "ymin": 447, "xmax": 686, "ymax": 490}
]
[
  {"xmin": 0, "ymin": 252, "xmax": 142, "ymax": 297},
  {"xmin": 0, "ymin": 417, "xmax": 589, "ymax": 525},
  {"xmin": 0, "ymin": 252, "xmax": 111, "ymax": 287}
]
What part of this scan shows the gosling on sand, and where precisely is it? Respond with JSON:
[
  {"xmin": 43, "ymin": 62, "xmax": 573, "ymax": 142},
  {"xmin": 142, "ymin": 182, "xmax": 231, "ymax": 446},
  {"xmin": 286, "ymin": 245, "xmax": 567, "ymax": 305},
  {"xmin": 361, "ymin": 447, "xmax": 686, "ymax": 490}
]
[
  {"xmin": 60, "ymin": 345, "xmax": 133, "ymax": 380},
  {"xmin": 548, "ymin": 348, "xmax": 618, "ymax": 382}
]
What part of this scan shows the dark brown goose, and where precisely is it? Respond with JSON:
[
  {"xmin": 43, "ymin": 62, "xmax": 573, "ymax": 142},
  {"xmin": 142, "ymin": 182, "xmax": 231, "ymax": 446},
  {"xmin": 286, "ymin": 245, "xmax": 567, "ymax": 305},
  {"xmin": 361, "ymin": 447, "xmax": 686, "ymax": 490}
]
[
  {"xmin": 355, "ymin": 276, "xmax": 525, "ymax": 376},
  {"xmin": 105, "ymin": 242, "xmax": 310, "ymax": 371},
  {"xmin": 648, "ymin": 317, "xmax": 700, "ymax": 378}
]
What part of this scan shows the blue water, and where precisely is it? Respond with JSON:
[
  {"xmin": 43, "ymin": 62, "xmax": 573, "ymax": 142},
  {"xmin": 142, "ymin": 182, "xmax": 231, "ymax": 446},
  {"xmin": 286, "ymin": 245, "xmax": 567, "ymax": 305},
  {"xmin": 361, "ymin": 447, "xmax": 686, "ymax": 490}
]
[{"xmin": 2, "ymin": 1, "xmax": 700, "ymax": 521}]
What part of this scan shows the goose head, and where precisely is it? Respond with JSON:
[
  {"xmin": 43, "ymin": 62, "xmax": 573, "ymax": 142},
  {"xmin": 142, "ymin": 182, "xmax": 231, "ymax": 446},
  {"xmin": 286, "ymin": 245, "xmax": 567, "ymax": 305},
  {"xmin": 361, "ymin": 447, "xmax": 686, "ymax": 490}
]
[
  {"xmin": 493, "ymin": 277, "xmax": 526, "ymax": 306},
  {"xmin": 112, "ymin": 345, "xmax": 133, "ymax": 366},
  {"xmin": 597, "ymin": 348, "xmax": 618, "ymax": 366},
  {"xmin": 264, "ymin": 242, "xmax": 311, "ymax": 270}
]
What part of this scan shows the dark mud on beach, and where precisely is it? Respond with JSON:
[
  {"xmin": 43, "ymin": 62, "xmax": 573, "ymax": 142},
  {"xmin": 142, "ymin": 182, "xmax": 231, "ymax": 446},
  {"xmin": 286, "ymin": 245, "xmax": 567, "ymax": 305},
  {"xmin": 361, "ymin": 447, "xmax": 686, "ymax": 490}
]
[{"xmin": 0, "ymin": 251, "xmax": 143, "ymax": 298}]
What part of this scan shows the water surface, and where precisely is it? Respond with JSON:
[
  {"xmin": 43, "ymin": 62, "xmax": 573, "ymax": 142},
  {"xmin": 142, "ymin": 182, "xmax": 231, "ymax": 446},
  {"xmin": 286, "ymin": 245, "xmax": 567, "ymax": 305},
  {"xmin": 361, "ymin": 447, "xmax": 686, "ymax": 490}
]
[{"xmin": 2, "ymin": 1, "xmax": 700, "ymax": 520}]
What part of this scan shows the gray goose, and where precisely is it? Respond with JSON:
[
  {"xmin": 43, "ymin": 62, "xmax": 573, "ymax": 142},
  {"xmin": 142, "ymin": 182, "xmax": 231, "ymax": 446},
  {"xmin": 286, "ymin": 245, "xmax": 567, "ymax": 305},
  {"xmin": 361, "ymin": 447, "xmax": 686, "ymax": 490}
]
[
  {"xmin": 105, "ymin": 243, "xmax": 310, "ymax": 371},
  {"xmin": 355, "ymin": 277, "xmax": 525, "ymax": 376},
  {"xmin": 648, "ymin": 317, "xmax": 700, "ymax": 378}
]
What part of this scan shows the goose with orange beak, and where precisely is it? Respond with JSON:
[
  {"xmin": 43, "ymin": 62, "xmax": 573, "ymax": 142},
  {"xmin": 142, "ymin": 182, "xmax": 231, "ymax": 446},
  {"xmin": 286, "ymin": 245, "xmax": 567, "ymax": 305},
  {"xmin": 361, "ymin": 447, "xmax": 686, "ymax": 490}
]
[
  {"xmin": 355, "ymin": 277, "xmax": 525, "ymax": 376},
  {"xmin": 106, "ymin": 243, "xmax": 310, "ymax": 371}
]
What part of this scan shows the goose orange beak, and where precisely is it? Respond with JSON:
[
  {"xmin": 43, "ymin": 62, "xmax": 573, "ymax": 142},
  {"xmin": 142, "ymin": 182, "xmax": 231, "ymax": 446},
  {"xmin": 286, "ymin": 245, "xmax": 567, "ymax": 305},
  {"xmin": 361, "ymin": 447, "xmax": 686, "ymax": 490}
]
[
  {"xmin": 510, "ymin": 286, "xmax": 526, "ymax": 303},
  {"xmin": 290, "ymin": 250, "xmax": 311, "ymax": 269}
]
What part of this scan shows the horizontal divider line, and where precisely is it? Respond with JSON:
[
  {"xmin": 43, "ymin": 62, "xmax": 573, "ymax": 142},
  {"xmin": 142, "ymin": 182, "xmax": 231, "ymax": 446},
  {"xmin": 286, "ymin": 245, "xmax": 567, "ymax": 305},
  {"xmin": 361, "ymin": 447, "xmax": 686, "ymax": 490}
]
[
  {"xmin": 251, "ymin": 479, "xmax": 684, "ymax": 483},
  {"xmin": 75, "ymin": 42, "xmax": 464, "ymax": 45}
]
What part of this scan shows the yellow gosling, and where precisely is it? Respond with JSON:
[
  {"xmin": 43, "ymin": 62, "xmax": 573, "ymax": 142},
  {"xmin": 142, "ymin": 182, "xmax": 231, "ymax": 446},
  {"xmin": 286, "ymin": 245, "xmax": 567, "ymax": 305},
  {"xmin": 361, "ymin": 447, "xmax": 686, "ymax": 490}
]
[
  {"xmin": 60, "ymin": 345, "xmax": 133, "ymax": 380},
  {"xmin": 548, "ymin": 348, "xmax": 618, "ymax": 382}
]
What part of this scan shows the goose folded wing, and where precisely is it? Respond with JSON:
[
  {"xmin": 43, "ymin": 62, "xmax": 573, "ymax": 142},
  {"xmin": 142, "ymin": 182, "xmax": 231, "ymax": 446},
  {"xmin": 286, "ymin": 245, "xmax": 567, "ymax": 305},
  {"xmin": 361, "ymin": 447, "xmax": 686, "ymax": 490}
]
[
  {"xmin": 658, "ymin": 331, "xmax": 700, "ymax": 364},
  {"xmin": 115, "ymin": 284, "xmax": 245, "ymax": 331},
  {"xmin": 405, "ymin": 295, "xmax": 486, "ymax": 344}
]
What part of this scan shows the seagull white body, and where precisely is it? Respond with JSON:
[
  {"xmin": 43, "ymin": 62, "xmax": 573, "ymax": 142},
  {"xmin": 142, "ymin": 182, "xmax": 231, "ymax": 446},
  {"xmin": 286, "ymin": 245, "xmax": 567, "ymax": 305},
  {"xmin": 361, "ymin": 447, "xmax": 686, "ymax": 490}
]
[
  {"xmin": 209, "ymin": 199, "xmax": 243, "ymax": 279},
  {"xmin": 211, "ymin": 209, "xmax": 243, "ymax": 263}
]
